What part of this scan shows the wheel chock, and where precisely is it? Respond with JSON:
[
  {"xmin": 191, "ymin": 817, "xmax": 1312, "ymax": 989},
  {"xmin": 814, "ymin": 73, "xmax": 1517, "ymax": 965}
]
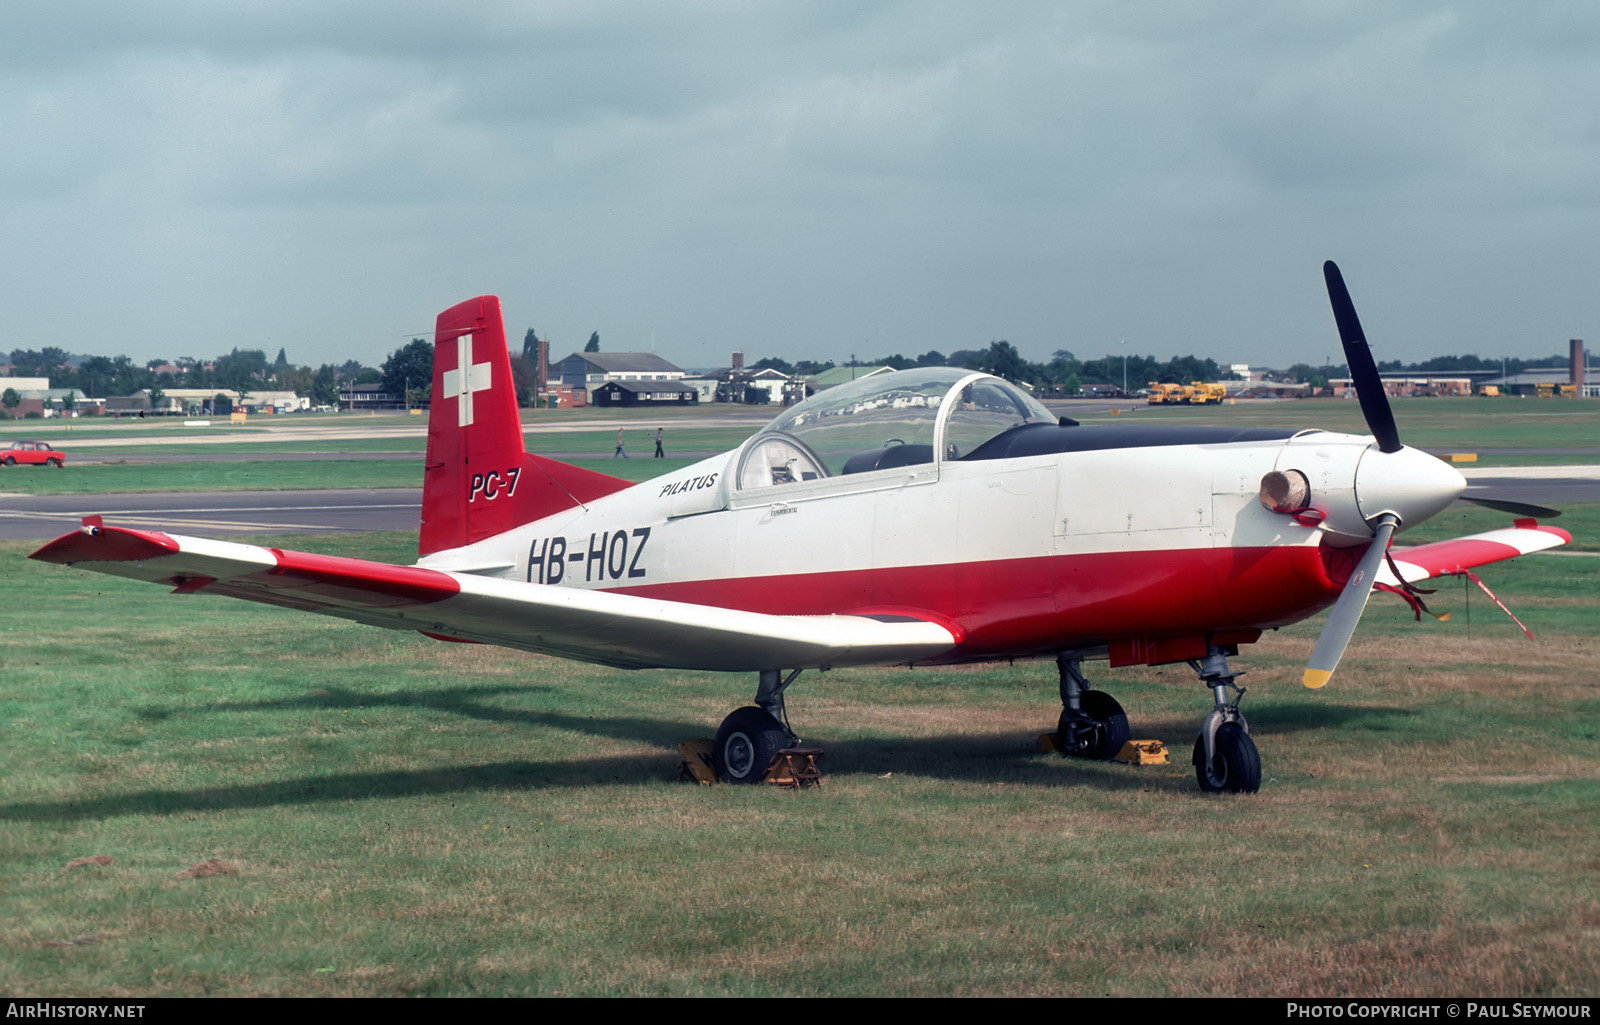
[
  {"xmin": 1037, "ymin": 732, "xmax": 1169, "ymax": 765},
  {"xmin": 677, "ymin": 739, "xmax": 717, "ymax": 785},
  {"xmin": 677, "ymin": 741, "xmax": 825, "ymax": 786},
  {"xmin": 1114, "ymin": 740, "xmax": 1169, "ymax": 765},
  {"xmin": 763, "ymin": 748, "xmax": 823, "ymax": 788}
]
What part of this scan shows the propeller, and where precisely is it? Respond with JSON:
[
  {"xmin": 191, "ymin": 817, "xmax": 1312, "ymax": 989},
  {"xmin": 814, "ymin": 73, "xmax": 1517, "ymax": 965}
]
[
  {"xmin": 1302, "ymin": 262, "xmax": 1417, "ymax": 689},
  {"xmin": 1324, "ymin": 261, "xmax": 1402, "ymax": 453},
  {"xmin": 1460, "ymin": 496, "xmax": 1562, "ymax": 519},
  {"xmin": 1303, "ymin": 513, "xmax": 1398, "ymax": 689}
]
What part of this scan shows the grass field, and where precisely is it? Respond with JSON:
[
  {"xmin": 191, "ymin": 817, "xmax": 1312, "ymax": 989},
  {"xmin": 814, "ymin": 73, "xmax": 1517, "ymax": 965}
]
[
  {"xmin": 0, "ymin": 456, "xmax": 713, "ymax": 495},
  {"xmin": 1099, "ymin": 396, "xmax": 1600, "ymax": 463},
  {"xmin": 1, "ymin": 395, "xmax": 1596, "ymax": 498},
  {"xmin": 2, "ymin": 395, "xmax": 1596, "ymax": 996},
  {"xmin": 2, "ymin": 513, "xmax": 1596, "ymax": 997}
]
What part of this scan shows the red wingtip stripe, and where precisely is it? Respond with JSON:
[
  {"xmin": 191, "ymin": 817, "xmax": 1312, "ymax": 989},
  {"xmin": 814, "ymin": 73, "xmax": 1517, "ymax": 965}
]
[{"xmin": 30, "ymin": 525, "xmax": 181, "ymax": 565}]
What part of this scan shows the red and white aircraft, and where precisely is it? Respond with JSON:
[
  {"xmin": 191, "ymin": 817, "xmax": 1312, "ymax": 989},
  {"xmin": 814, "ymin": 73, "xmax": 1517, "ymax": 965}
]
[{"xmin": 32, "ymin": 263, "xmax": 1570, "ymax": 792}]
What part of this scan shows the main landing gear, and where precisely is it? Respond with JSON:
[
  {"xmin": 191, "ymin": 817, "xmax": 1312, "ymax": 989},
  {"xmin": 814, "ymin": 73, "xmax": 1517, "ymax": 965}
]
[
  {"xmin": 1055, "ymin": 654, "xmax": 1130, "ymax": 760},
  {"xmin": 1054, "ymin": 646, "xmax": 1261, "ymax": 794},
  {"xmin": 712, "ymin": 669, "xmax": 802, "ymax": 784}
]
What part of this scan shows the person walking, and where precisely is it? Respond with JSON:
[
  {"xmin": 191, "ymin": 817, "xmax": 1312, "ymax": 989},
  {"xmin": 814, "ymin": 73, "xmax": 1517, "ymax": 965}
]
[
  {"xmin": 613, "ymin": 427, "xmax": 627, "ymax": 458},
  {"xmin": 654, "ymin": 427, "xmax": 664, "ymax": 458}
]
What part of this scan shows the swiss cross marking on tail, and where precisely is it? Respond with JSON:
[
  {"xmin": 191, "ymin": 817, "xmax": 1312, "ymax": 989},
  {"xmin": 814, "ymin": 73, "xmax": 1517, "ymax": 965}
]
[{"xmin": 441, "ymin": 333, "xmax": 493, "ymax": 427}]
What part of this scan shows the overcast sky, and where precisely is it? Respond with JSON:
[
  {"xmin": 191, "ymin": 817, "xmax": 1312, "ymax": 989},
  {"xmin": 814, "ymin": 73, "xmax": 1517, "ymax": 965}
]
[{"xmin": 4, "ymin": 2, "xmax": 1598, "ymax": 371}]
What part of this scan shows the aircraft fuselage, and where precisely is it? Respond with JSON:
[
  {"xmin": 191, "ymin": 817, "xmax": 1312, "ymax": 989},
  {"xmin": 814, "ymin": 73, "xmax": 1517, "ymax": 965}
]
[{"xmin": 420, "ymin": 424, "xmax": 1405, "ymax": 666}]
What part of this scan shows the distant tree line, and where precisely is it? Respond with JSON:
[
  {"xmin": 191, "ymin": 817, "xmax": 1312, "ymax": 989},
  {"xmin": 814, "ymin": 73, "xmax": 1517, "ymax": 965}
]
[
  {"xmin": 0, "ymin": 338, "xmax": 1580, "ymax": 409},
  {"xmin": 748, "ymin": 346, "xmax": 1582, "ymax": 395},
  {"xmin": 752, "ymin": 342, "xmax": 1229, "ymax": 396},
  {"xmin": 2, "ymin": 345, "xmax": 378, "ymax": 407},
  {"xmin": 1281, "ymin": 353, "xmax": 1572, "ymax": 390}
]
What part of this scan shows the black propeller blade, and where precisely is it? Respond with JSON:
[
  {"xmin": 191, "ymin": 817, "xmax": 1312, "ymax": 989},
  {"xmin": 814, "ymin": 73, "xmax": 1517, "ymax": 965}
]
[
  {"xmin": 1323, "ymin": 261, "xmax": 1402, "ymax": 454},
  {"xmin": 1460, "ymin": 496, "xmax": 1563, "ymax": 519}
]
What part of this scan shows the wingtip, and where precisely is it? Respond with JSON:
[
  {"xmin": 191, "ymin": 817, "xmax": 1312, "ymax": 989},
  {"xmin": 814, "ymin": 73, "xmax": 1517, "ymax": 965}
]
[{"xmin": 30, "ymin": 523, "xmax": 180, "ymax": 564}]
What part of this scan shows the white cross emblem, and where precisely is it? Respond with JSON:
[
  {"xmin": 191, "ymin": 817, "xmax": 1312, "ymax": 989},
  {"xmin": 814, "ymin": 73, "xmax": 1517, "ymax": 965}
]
[{"xmin": 441, "ymin": 334, "xmax": 493, "ymax": 427}]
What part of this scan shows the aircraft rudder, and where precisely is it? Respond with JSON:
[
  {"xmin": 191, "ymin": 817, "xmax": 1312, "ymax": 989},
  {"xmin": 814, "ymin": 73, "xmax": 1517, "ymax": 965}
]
[
  {"xmin": 421, "ymin": 295, "xmax": 525, "ymax": 556},
  {"xmin": 419, "ymin": 296, "xmax": 633, "ymax": 557}
]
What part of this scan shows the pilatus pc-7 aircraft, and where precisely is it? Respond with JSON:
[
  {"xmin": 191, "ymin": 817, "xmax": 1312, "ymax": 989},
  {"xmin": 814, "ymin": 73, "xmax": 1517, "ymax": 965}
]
[{"xmin": 34, "ymin": 263, "xmax": 1570, "ymax": 793}]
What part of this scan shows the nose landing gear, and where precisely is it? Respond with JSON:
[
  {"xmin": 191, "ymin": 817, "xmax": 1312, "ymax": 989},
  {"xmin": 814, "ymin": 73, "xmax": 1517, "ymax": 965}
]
[{"xmin": 1189, "ymin": 647, "xmax": 1260, "ymax": 794}]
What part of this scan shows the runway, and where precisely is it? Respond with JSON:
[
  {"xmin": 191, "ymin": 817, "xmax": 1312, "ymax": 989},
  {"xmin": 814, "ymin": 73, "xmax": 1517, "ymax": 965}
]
[
  {"xmin": 1, "ymin": 467, "xmax": 1593, "ymax": 543},
  {"xmin": 0, "ymin": 489, "xmax": 423, "ymax": 541}
]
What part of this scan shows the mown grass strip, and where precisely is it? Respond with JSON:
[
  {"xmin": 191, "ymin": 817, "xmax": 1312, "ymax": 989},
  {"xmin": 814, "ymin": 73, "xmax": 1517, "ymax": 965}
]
[
  {"xmin": 2, "ymin": 525, "xmax": 1596, "ymax": 996},
  {"xmin": 0, "ymin": 455, "xmax": 725, "ymax": 494}
]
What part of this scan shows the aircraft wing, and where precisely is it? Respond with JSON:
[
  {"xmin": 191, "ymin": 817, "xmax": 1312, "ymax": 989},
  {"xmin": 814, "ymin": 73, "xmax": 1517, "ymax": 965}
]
[
  {"xmin": 1377, "ymin": 523, "xmax": 1572, "ymax": 586},
  {"xmin": 30, "ymin": 521, "xmax": 959, "ymax": 672}
]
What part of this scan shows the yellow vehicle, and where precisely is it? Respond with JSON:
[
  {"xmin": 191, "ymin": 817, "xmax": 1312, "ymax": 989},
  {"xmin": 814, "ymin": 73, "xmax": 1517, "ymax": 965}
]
[
  {"xmin": 1558, "ymin": 383, "xmax": 1578, "ymax": 398},
  {"xmin": 1535, "ymin": 383, "xmax": 1555, "ymax": 398},
  {"xmin": 1146, "ymin": 382, "xmax": 1192, "ymax": 405},
  {"xmin": 1190, "ymin": 382, "xmax": 1228, "ymax": 404},
  {"xmin": 1476, "ymin": 385, "xmax": 1500, "ymax": 397}
]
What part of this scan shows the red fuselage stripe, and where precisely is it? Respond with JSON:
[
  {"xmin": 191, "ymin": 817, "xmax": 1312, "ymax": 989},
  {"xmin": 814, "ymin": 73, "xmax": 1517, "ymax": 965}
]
[{"xmin": 608, "ymin": 545, "xmax": 1342, "ymax": 657}]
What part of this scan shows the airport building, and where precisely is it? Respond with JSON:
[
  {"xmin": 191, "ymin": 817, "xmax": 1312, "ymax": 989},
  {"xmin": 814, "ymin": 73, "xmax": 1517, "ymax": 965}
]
[{"xmin": 552, "ymin": 352, "xmax": 697, "ymax": 407}]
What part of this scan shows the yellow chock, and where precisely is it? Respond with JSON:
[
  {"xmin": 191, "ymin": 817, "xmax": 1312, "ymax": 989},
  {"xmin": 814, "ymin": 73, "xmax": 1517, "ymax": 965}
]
[
  {"xmin": 1447, "ymin": 453, "xmax": 1478, "ymax": 463},
  {"xmin": 677, "ymin": 739, "xmax": 717, "ymax": 785},
  {"xmin": 1114, "ymin": 740, "xmax": 1169, "ymax": 766},
  {"xmin": 1038, "ymin": 732, "xmax": 1170, "ymax": 766},
  {"xmin": 676, "ymin": 741, "xmax": 825, "ymax": 787},
  {"xmin": 764, "ymin": 748, "xmax": 823, "ymax": 788}
]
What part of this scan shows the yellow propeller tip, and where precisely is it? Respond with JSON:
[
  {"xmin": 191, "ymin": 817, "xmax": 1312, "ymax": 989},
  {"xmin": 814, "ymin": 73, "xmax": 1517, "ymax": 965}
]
[{"xmin": 1303, "ymin": 669, "xmax": 1332, "ymax": 689}]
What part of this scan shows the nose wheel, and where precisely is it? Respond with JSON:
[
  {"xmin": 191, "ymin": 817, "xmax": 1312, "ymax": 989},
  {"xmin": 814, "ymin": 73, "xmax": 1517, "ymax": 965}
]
[
  {"xmin": 1193, "ymin": 722, "xmax": 1260, "ymax": 793},
  {"xmin": 1189, "ymin": 648, "xmax": 1261, "ymax": 794}
]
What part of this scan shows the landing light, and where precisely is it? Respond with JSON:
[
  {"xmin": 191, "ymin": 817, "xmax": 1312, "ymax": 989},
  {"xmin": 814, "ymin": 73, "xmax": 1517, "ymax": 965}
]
[{"xmin": 1258, "ymin": 469, "xmax": 1310, "ymax": 514}]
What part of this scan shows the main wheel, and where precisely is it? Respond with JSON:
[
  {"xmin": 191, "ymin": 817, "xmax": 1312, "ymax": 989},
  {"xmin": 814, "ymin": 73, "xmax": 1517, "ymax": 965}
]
[
  {"xmin": 713, "ymin": 707, "xmax": 790, "ymax": 785},
  {"xmin": 1192, "ymin": 722, "xmax": 1261, "ymax": 794},
  {"xmin": 1058, "ymin": 690, "xmax": 1131, "ymax": 761}
]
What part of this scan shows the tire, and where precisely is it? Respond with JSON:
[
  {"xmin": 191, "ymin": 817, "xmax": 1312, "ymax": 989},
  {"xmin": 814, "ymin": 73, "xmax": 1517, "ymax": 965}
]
[
  {"xmin": 2, "ymin": 457, "xmax": 13, "ymax": 466},
  {"xmin": 1192, "ymin": 722, "xmax": 1261, "ymax": 794},
  {"xmin": 713, "ymin": 706, "xmax": 790, "ymax": 785},
  {"xmin": 49, "ymin": 459, "xmax": 62, "ymax": 468},
  {"xmin": 1058, "ymin": 690, "xmax": 1131, "ymax": 761}
]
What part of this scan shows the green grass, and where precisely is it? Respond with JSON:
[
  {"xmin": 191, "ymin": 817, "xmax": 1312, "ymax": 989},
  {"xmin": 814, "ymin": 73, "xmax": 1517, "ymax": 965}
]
[
  {"xmin": 2, "ymin": 522, "xmax": 1597, "ymax": 997},
  {"xmin": 0, "ymin": 461, "xmax": 425, "ymax": 494},
  {"xmin": 1403, "ymin": 499, "xmax": 1599, "ymax": 552},
  {"xmin": 11, "ymin": 394, "xmax": 1598, "ymax": 473},
  {"xmin": 1106, "ymin": 396, "xmax": 1600, "ymax": 464},
  {"xmin": 0, "ymin": 454, "xmax": 726, "ymax": 494}
]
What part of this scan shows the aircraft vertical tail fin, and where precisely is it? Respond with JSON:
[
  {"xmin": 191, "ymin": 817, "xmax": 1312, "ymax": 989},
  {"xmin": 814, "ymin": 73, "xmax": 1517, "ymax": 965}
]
[{"xmin": 419, "ymin": 296, "xmax": 632, "ymax": 557}]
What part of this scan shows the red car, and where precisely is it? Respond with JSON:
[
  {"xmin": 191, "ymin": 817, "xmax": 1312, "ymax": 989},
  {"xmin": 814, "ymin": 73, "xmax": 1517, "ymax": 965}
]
[{"xmin": 2, "ymin": 441, "xmax": 66, "ymax": 468}]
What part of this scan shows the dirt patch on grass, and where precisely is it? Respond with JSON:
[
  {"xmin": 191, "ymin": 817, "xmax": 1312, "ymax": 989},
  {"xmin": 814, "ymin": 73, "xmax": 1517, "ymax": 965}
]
[
  {"xmin": 63, "ymin": 855, "xmax": 113, "ymax": 870},
  {"xmin": 176, "ymin": 858, "xmax": 238, "ymax": 879}
]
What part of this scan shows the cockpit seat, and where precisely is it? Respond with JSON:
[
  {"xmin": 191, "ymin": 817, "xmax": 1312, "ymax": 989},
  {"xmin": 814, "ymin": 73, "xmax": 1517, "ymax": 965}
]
[{"xmin": 841, "ymin": 443, "xmax": 935, "ymax": 475}]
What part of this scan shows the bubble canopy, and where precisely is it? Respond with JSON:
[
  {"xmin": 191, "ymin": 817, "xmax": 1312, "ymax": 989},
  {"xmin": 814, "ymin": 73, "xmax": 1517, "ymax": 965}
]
[{"xmin": 735, "ymin": 368, "xmax": 1056, "ymax": 491}]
